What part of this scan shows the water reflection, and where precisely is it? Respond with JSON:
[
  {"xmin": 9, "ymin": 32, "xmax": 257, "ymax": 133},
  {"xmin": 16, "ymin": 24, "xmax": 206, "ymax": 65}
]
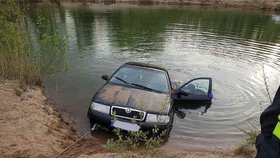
[
  {"xmin": 272, "ymin": 15, "xmax": 280, "ymax": 24},
  {"xmin": 26, "ymin": 4, "xmax": 280, "ymax": 151},
  {"xmin": 27, "ymin": 4, "xmax": 66, "ymax": 34},
  {"xmin": 175, "ymin": 103, "xmax": 212, "ymax": 119},
  {"xmin": 71, "ymin": 9, "xmax": 95, "ymax": 49},
  {"xmin": 107, "ymin": 9, "xmax": 167, "ymax": 53}
]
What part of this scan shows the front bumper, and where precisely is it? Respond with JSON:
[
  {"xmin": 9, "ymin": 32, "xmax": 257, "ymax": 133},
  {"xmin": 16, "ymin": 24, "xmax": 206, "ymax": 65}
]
[{"xmin": 87, "ymin": 109, "xmax": 170, "ymax": 131}]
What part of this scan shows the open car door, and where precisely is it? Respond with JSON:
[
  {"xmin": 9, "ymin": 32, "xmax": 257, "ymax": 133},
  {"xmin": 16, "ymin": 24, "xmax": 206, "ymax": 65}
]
[{"xmin": 172, "ymin": 78, "xmax": 213, "ymax": 104}]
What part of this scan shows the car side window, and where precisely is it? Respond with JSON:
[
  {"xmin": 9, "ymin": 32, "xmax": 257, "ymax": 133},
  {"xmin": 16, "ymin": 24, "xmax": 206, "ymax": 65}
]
[{"xmin": 181, "ymin": 79, "xmax": 209, "ymax": 95}]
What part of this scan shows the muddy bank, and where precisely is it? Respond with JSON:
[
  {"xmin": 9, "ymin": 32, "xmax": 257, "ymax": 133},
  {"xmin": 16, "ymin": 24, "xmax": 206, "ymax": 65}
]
[
  {"xmin": 38, "ymin": 0, "xmax": 280, "ymax": 11},
  {"xmin": 0, "ymin": 80, "xmax": 105, "ymax": 157}
]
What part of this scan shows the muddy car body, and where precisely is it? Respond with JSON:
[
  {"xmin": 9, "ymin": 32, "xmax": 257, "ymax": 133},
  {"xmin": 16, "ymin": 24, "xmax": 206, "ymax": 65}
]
[{"xmin": 87, "ymin": 62, "xmax": 213, "ymax": 133}]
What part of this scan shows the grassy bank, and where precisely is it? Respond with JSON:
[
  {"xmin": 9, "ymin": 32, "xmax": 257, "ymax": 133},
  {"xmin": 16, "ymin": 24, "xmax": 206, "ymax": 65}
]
[
  {"xmin": 35, "ymin": 0, "xmax": 280, "ymax": 11},
  {"xmin": 0, "ymin": 1, "xmax": 67, "ymax": 86}
]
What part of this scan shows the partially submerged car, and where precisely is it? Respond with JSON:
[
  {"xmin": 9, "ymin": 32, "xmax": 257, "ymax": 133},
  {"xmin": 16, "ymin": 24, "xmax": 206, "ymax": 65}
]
[{"xmin": 87, "ymin": 62, "xmax": 213, "ymax": 133}]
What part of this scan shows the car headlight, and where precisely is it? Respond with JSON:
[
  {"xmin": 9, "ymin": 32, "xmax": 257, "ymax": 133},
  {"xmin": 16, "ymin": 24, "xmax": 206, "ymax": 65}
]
[
  {"xmin": 91, "ymin": 102, "xmax": 110, "ymax": 114},
  {"xmin": 145, "ymin": 114, "xmax": 170, "ymax": 124}
]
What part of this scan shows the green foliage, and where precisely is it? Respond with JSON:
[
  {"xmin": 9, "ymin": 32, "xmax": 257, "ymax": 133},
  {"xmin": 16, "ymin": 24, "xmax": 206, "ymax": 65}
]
[
  {"xmin": 106, "ymin": 126, "xmax": 165, "ymax": 157},
  {"xmin": 234, "ymin": 128, "xmax": 259, "ymax": 157},
  {"xmin": 0, "ymin": 1, "xmax": 67, "ymax": 86},
  {"xmin": 245, "ymin": 129, "xmax": 259, "ymax": 145},
  {"xmin": 236, "ymin": 126, "xmax": 260, "ymax": 145}
]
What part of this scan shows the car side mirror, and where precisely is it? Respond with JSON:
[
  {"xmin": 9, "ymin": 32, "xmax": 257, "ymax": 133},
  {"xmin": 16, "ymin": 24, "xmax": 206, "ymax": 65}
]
[{"xmin": 102, "ymin": 75, "xmax": 109, "ymax": 81}]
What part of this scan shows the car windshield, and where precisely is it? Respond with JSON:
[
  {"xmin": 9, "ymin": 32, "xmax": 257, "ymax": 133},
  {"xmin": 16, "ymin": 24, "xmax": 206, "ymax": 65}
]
[{"xmin": 110, "ymin": 65, "xmax": 169, "ymax": 93}]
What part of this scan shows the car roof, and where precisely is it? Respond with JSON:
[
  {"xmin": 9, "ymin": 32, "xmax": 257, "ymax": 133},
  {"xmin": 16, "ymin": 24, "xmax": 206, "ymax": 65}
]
[{"xmin": 124, "ymin": 62, "xmax": 168, "ymax": 73}]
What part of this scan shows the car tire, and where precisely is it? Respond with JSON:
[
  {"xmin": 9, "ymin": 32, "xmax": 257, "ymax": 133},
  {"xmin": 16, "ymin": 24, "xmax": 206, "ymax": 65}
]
[
  {"xmin": 163, "ymin": 107, "xmax": 175, "ymax": 138},
  {"xmin": 163, "ymin": 124, "xmax": 173, "ymax": 138}
]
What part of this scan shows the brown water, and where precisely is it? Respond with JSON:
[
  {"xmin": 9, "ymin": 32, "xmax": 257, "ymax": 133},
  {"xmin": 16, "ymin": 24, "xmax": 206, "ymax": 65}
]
[{"xmin": 27, "ymin": 4, "xmax": 280, "ymax": 151}]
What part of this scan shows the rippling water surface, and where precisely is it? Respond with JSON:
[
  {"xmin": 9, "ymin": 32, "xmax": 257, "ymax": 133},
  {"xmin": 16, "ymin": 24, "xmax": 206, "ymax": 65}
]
[{"xmin": 28, "ymin": 4, "xmax": 280, "ymax": 151}]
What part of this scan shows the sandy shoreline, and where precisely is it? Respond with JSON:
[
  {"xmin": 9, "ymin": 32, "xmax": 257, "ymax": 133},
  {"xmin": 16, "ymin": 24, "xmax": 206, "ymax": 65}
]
[
  {"xmin": 0, "ymin": 80, "xmax": 255, "ymax": 157},
  {"xmin": 0, "ymin": 80, "xmax": 105, "ymax": 157}
]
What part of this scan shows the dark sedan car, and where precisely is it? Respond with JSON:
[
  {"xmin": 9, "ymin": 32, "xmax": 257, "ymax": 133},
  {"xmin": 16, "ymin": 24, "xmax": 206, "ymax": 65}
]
[{"xmin": 87, "ymin": 62, "xmax": 213, "ymax": 133}]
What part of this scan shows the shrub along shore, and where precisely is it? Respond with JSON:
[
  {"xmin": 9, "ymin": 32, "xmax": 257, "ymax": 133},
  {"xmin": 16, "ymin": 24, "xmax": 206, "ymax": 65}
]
[
  {"xmin": 36, "ymin": 0, "xmax": 280, "ymax": 11},
  {"xmin": 0, "ymin": 1, "xmax": 67, "ymax": 87}
]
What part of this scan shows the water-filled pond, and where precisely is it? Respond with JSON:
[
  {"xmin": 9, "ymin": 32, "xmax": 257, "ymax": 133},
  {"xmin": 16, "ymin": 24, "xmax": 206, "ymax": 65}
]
[{"xmin": 28, "ymin": 4, "xmax": 280, "ymax": 151}]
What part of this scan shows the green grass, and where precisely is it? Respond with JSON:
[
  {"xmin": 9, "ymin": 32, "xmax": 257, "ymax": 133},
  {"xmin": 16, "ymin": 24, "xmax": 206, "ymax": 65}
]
[
  {"xmin": 106, "ymin": 126, "xmax": 175, "ymax": 158},
  {"xmin": 0, "ymin": 1, "xmax": 67, "ymax": 86},
  {"xmin": 234, "ymin": 129, "xmax": 259, "ymax": 158}
]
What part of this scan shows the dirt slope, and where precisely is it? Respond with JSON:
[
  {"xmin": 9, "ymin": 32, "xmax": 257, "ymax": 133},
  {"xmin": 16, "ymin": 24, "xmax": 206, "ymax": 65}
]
[{"xmin": 0, "ymin": 80, "xmax": 73, "ymax": 157}]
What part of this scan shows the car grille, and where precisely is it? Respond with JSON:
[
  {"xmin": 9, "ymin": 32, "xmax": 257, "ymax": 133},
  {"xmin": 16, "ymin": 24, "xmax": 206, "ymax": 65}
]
[{"xmin": 111, "ymin": 106, "xmax": 146, "ymax": 121}]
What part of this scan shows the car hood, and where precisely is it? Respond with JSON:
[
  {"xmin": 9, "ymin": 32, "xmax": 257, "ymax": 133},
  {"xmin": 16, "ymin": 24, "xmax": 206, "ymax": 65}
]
[{"xmin": 94, "ymin": 84, "xmax": 171, "ymax": 114}]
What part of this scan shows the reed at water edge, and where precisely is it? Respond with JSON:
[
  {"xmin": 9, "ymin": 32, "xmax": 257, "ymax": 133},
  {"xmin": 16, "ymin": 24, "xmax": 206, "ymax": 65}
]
[{"xmin": 0, "ymin": 1, "xmax": 67, "ymax": 86}]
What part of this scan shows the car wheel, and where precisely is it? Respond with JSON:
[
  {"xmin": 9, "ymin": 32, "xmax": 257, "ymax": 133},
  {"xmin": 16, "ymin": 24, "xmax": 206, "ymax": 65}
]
[
  {"xmin": 161, "ymin": 124, "xmax": 172, "ymax": 138},
  {"xmin": 163, "ymin": 107, "xmax": 175, "ymax": 138}
]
